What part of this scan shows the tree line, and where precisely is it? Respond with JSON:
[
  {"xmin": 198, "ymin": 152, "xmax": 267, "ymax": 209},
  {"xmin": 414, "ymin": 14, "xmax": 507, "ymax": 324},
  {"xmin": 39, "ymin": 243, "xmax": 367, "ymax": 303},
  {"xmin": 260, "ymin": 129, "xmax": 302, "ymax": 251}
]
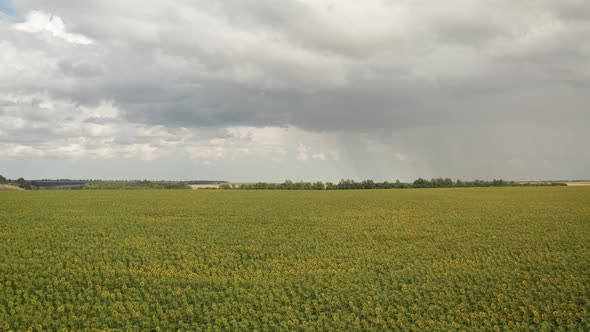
[
  {"xmin": 1, "ymin": 174, "xmax": 567, "ymax": 190},
  {"xmin": 230, "ymin": 178, "xmax": 566, "ymax": 190}
]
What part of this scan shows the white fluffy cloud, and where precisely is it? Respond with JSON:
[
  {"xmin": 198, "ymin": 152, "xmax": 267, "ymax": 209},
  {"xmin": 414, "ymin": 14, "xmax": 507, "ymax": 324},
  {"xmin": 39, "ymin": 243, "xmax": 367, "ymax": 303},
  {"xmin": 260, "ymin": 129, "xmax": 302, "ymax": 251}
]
[{"xmin": 12, "ymin": 11, "xmax": 93, "ymax": 44}]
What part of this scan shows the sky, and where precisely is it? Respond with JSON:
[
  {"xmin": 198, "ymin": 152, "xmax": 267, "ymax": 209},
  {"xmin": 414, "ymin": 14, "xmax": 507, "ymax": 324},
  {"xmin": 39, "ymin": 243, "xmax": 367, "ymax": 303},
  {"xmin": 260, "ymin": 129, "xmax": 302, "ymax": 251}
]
[{"xmin": 1, "ymin": 1, "xmax": 589, "ymax": 182}]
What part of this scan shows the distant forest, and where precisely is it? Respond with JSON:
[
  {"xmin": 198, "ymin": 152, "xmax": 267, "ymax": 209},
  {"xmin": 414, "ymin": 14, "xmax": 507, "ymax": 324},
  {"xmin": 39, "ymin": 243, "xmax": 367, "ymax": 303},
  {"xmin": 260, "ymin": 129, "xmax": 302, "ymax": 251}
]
[
  {"xmin": 1, "ymin": 175, "xmax": 567, "ymax": 190},
  {"xmin": 232, "ymin": 178, "xmax": 566, "ymax": 190}
]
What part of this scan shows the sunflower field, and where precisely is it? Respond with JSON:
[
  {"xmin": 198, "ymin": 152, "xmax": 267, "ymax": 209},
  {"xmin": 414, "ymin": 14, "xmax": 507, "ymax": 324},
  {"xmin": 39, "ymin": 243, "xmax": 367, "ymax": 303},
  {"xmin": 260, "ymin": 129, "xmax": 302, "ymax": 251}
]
[{"xmin": 0, "ymin": 187, "xmax": 589, "ymax": 330}]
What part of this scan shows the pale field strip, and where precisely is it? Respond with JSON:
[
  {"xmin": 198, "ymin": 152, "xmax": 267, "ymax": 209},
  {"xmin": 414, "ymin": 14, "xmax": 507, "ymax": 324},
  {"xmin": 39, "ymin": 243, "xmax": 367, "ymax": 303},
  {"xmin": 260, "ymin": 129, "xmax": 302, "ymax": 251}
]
[
  {"xmin": 0, "ymin": 184, "xmax": 23, "ymax": 190},
  {"xmin": 190, "ymin": 184, "xmax": 221, "ymax": 189},
  {"xmin": 565, "ymin": 182, "xmax": 590, "ymax": 186}
]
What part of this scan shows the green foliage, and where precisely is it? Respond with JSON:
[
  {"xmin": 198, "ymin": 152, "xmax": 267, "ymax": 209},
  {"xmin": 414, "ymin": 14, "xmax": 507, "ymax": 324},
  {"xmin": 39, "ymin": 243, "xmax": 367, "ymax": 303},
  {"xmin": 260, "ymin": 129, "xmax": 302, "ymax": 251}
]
[
  {"xmin": 84, "ymin": 180, "xmax": 191, "ymax": 190},
  {"xmin": 15, "ymin": 177, "xmax": 33, "ymax": 190},
  {"xmin": 238, "ymin": 178, "xmax": 564, "ymax": 190},
  {"xmin": 0, "ymin": 175, "xmax": 7, "ymax": 184},
  {"xmin": 0, "ymin": 188, "xmax": 588, "ymax": 330}
]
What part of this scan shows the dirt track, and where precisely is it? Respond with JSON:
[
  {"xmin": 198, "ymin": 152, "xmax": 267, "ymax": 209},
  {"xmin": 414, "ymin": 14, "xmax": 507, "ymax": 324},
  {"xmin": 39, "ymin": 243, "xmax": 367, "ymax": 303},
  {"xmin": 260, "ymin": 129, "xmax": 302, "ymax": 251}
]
[{"xmin": 0, "ymin": 184, "xmax": 24, "ymax": 190}]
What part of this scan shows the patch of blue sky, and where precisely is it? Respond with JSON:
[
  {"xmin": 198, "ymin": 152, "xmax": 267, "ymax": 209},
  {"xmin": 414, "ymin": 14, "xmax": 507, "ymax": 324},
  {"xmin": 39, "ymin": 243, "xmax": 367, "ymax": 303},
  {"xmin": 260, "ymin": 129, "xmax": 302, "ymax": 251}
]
[{"xmin": 0, "ymin": 0, "xmax": 17, "ymax": 16}]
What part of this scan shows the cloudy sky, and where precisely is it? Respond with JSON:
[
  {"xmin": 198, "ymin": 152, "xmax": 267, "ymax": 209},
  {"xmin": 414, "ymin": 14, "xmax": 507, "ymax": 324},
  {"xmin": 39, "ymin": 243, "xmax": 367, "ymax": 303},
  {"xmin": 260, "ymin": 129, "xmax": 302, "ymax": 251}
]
[{"xmin": 1, "ymin": 0, "xmax": 589, "ymax": 181}]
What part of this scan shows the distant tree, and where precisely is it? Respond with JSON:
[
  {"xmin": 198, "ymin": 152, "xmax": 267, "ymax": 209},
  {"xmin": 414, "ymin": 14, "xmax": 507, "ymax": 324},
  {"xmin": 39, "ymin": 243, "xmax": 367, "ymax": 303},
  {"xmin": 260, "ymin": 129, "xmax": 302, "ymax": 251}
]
[
  {"xmin": 338, "ymin": 179, "xmax": 357, "ymax": 190},
  {"xmin": 253, "ymin": 182, "xmax": 270, "ymax": 189},
  {"xmin": 16, "ymin": 177, "xmax": 32, "ymax": 189},
  {"xmin": 362, "ymin": 179, "xmax": 375, "ymax": 189},
  {"xmin": 325, "ymin": 182, "xmax": 336, "ymax": 190},
  {"xmin": 338, "ymin": 179, "xmax": 348, "ymax": 189},
  {"xmin": 312, "ymin": 181, "xmax": 325, "ymax": 190},
  {"xmin": 0, "ymin": 175, "xmax": 7, "ymax": 184},
  {"xmin": 443, "ymin": 178, "xmax": 453, "ymax": 187},
  {"xmin": 491, "ymin": 179, "xmax": 507, "ymax": 187},
  {"xmin": 413, "ymin": 178, "xmax": 431, "ymax": 188}
]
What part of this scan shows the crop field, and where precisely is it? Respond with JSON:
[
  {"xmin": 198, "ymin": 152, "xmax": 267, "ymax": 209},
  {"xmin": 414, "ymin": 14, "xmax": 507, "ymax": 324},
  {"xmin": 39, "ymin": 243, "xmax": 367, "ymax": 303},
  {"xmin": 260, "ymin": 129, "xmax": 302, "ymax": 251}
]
[{"xmin": 0, "ymin": 188, "xmax": 589, "ymax": 331}]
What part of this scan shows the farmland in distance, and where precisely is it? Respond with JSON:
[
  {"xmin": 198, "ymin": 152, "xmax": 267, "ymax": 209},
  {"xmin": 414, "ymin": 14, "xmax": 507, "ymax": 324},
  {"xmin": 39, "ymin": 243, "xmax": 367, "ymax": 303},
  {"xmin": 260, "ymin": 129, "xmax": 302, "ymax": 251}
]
[{"xmin": 0, "ymin": 187, "xmax": 589, "ymax": 330}]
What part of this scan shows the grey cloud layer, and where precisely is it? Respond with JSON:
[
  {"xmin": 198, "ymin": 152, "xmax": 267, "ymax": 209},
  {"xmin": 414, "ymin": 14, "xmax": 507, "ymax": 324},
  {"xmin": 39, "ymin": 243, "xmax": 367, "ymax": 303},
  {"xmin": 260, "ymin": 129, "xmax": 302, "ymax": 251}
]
[{"xmin": 1, "ymin": 0, "xmax": 589, "ymax": 180}]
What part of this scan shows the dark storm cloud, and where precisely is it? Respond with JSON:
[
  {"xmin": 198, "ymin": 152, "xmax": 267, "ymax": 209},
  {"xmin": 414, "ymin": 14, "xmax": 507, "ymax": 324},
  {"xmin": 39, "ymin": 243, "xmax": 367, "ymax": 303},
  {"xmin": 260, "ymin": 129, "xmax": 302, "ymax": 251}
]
[{"xmin": 99, "ymin": 80, "xmax": 297, "ymax": 128}]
